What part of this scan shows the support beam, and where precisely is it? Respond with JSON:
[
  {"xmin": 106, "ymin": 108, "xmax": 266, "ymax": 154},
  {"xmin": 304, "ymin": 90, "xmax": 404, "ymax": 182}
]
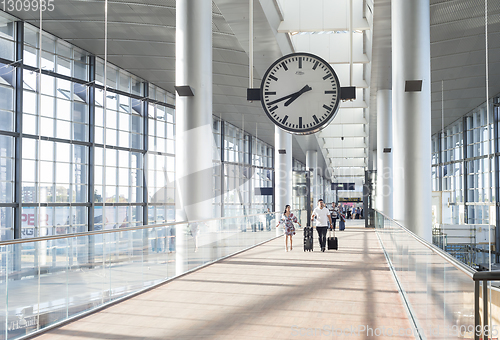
[
  {"xmin": 376, "ymin": 90, "xmax": 393, "ymax": 218},
  {"xmin": 175, "ymin": 0, "xmax": 213, "ymax": 275},
  {"xmin": 142, "ymin": 83, "xmax": 149, "ymax": 227},
  {"xmin": 306, "ymin": 150, "xmax": 318, "ymax": 204},
  {"xmin": 392, "ymin": 0, "xmax": 432, "ymax": 241},
  {"xmin": 495, "ymin": 97, "xmax": 500, "ymax": 263},
  {"xmin": 275, "ymin": 127, "xmax": 292, "ymax": 236},
  {"xmin": 88, "ymin": 55, "xmax": 96, "ymax": 232},
  {"xmin": 13, "ymin": 21, "xmax": 24, "ymax": 272}
]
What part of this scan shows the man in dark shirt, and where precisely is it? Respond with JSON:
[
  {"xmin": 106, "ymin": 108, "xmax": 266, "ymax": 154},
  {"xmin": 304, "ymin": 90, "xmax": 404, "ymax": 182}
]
[{"xmin": 328, "ymin": 202, "xmax": 338, "ymax": 231}]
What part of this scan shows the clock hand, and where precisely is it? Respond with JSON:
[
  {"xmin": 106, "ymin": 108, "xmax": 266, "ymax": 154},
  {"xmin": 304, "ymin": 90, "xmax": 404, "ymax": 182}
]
[
  {"xmin": 266, "ymin": 85, "xmax": 311, "ymax": 106},
  {"xmin": 284, "ymin": 85, "xmax": 312, "ymax": 107}
]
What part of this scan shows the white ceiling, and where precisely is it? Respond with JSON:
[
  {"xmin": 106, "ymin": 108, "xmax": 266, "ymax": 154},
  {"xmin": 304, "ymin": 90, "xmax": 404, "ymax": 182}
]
[
  {"xmin": 8, "ymin": 0, "xmax": 315, "ymax": 164},
  {"xmin": 369, "ymin": 0, "xmax": 500, "ymax": 156},
  {"xmin": 7, "ymin": 0, "xmax": 500, "ymax": 181},
  {"xmin": 276, "ymin": 0, "xmax": 371, "ymax": 180},
  {"xmin": 429, "ymin": 0, "xmax": 500, "ymax": 134}
]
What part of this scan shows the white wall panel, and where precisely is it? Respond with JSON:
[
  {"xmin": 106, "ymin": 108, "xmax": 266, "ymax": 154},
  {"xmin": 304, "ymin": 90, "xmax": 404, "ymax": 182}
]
[
  {"xmin": 332, "ymin": 167, "xmax": 365, "ymax": 177},
  {"xmin": 278, "ymin": 0, "xmax": 368, "ymax": 32},
  {"xmin": 323, "ymin": 137, "xmax": 366, "ymax": 148},
  {"xmin": 328, "ymin": 148, "xmax": 366, "ymax": 158},
  {"xmin": 329, "ymin": 34, "xmax": 351, "ymax": 63},
  {"xmin": 291, "ymin": 33, "xmax": 368, "ymax": 63},
  {"xmin": 301, "ymin": 0, "xmax": 327, "ymax": 31},
  {"xmin": 330, "ymin": 158, "xmax": 366, "ymax": 167},
  {"xmin": 352, "ymin": 33, "xmax": 369, "ymax": 63},
  {"xmin": 278, "ymin": 0, "xmax": 300, "ymax": 31},
  {"xmin": 311, "ymin": 33, "xmax": 336, "ymax": 63},
  {"xmin": 334, "ymin": 177, "xmax": 364, "ymax": 186},
  {"xmin": 320, "ymin": 123, "xmax": 366, "ymax": 137},
  {"xmin": 353, "ymin": 0, "xmax": 370, "ymax": 29},
  {"xmin": 330, "ymin": 108, "xmax": 366, "ymax": 124},
  {"xmin": 332, "ymin": 64, "xmax": 367, "ymax": 88}
]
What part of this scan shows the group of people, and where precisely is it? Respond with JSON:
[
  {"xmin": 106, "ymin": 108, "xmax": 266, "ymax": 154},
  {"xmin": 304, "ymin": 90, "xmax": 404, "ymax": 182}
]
[
  {"xmin": 277, "ymin": 199, "xmax": 357, "ymax": 252},
  {"xmin": 345, "ymin": 205, "xmax": 363, "ymax": 220}
]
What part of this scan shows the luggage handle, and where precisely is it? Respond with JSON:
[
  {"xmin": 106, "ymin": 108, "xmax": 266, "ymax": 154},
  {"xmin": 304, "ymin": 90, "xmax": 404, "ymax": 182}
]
[{"xmin": 329, "ymin": 227, "xmax": 335, "ymax": 238}]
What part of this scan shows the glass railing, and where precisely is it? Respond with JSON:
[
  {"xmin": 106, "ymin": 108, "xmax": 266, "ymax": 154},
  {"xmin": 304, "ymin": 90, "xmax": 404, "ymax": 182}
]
[
  {"xmin": 0, "ymin": 210, "xmax": 301, "ymax": 340},
  {"xmin": 375, "ymin": 210, "xmax": 481, "ymax": 339}
]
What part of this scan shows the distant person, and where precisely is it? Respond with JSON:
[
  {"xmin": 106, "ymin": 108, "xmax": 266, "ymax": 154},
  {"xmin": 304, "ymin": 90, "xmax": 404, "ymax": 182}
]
[
  {"xmin": 276, "ymin": 205, "xmax": 301, "ymax": 251},
  {"xmin": 265, "ymin": 208, "xmax": 273, "ymax": 231},
  {"xmin": 189, "ymin": 222, "xmax": 199, "ymax": 252},
  {"xmin": 355, "ymin": 207, "xmax": 361, "ymax": 219},
  {"xmin": 329, "ymin": 202, "xmax": 339, "ymax": 231},
  {"xmin": 167, "ymin": 225, "xmax": 175, "ymax": 253},
  {"xmin": 311, "ymin": 199, "xmax": 332, "ymax": 252},
  {"xmin": 338, "ymin": 208, "xmax": 346, "ymax": 231}
]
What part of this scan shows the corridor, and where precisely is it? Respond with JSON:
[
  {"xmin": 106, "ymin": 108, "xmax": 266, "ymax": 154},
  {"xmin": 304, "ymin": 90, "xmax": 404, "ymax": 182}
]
[{"xmin": 33, "ymin": 221, "xmax": 413, "ymax": 340}]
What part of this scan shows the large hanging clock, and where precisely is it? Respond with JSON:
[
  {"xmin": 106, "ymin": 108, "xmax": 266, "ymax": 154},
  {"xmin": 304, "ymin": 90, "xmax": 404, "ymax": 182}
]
[{"xmin": 260, "ymin": 52, "xmax": 341, "ymax": 135}]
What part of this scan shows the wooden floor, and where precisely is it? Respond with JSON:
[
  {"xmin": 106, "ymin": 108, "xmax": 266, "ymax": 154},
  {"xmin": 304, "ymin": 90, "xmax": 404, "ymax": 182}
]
[{"xmin": 33, "ymin": 221, "xmax": 414, "ymax": 340}]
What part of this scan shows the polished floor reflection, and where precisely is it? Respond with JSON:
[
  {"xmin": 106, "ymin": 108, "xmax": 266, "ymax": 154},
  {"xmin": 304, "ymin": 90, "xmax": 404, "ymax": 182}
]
[{"xmin": 32, "ymin": 220, "xmax": 412, "ymax": 340}]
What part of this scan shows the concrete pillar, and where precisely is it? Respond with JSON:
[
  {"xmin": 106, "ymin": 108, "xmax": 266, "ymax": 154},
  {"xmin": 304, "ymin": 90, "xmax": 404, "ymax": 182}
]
[
  {"xmin": 274, "ymin": 127, "xmax": 292, "ymax": 236},
  {"xmin": 175, "ymin": 0, "xmax": 213, "ymax": 274},
  {"xmin": 377, "ymin": 90, "xmax": 393, "ymax": 218},
  {"xmin": 275, "ymin": 126, "xmax": 292, "ymax": 236},
  {"xmin": 306, "ymin": 150, "xmax": 318, "ymax": 204},
  {"xmin": 392, "ymin": 0, "xmax": 432, "ymax": 241}
]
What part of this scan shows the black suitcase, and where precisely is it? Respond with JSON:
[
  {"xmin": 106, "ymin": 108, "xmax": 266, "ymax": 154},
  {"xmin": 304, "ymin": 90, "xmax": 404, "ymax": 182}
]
[
  {"xmin": 304, "ymin": 227, "xmax": 313, "ymax": 252},
  {"xmin": 327, "ymin": 229, "xmax": 338, "ymax": 250}
]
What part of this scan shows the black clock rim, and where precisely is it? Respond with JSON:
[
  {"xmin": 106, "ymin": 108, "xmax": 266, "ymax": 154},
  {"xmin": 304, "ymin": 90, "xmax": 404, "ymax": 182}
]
[{"xmin": 259, "ymin": 52, "xmax": 342, "ymax": 135}]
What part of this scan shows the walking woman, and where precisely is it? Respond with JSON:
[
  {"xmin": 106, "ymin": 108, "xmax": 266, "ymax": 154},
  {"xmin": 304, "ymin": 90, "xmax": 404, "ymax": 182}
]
[{"xmin": 276, "ymin": 205, "xmax": 301, "ymax": 251}]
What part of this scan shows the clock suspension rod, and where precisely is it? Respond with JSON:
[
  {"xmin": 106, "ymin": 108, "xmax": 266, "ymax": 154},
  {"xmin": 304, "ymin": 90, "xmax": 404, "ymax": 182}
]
[
  {"xmin": 249, "ymin": 0, "xmax": 254, "ymax": 89},
  {"xmin": 349, "ymin": 0, "xmax": 353, "ymax": 87}
]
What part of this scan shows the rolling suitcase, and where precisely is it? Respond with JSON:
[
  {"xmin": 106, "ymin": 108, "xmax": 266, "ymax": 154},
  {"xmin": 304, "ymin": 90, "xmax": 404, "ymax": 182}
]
[
  {"xmin": 327, "ymin": 229, "xmax": 338, "ymax": 250},
  {"xmin": 339, "ymin": 217, "xmax": 345, "ymax": 231},
  {"xmin": 304, "ymin": 227, "xmax": 313, "ymax": 252}
]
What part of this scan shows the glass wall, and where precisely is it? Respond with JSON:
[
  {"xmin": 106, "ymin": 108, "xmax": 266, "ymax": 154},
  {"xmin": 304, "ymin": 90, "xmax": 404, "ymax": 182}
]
[
  {"xmin": 323, "ymin": 178, "xmax": 334, "ymax": 203},
  {"xmin": 250, "ymin": 137, "xmax": 273, "ymax": 214},
  {"xmin": 431, "ymin": 98, "xmax": 498, "ymax": 264},
  {"xmin": 0, "ymin": 15, "xmax": 176, "ymax": 240},
  {"xmin": 147, "ymin": 86, "xmax": 175, "ymax": 225},
  {"xmin": 293, "ymin": 159, "xmax": 305, "ymax": 171},
  {"xmin": 0, "ymin": 13, "xmax": 15, "ymax": 242},
  {"xmin": 212, "ymin": 119, "xmax": 274, "ymax": 217},
  {"xmin": 0, "ymin": 12, "xmax": 280, "ymax": 240}
]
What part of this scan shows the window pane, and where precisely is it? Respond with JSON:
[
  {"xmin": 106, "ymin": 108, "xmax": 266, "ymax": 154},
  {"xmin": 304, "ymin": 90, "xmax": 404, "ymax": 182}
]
[{"xmin": 0, "ymin": 19, "xmax": 14, "ymax": 60}]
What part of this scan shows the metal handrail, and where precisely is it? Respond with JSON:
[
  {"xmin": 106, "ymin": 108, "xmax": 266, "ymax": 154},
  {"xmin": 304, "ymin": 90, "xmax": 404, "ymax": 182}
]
[
  {"xmin": 0, "ymin": 210, "xmax": 282, "ymax": 246},
  {"xmin": 374, "ymin": 209, "xmax": 500, "ymax": 340},
  {"xmin": 473, "ymin": 271, "xmax": 500, "ymax": 340},
  {"xmin": 473, "ymin": 271, "xmax": 500, "ymax": 281},
  {"xmin": 374, "ymin": 209, "xmax": 475, "ymax": 278}
]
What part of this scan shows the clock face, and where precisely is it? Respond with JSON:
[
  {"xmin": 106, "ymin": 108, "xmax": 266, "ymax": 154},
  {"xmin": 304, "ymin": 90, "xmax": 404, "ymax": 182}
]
[{"xmin": 260, "ymin": 53, "xmax": 341, "ymax": 135}]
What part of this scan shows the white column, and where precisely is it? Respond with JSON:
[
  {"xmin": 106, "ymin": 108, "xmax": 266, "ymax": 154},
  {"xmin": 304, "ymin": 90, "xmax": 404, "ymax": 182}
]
[
  {"xmin": 377, "ymin": 90, "xmax": 393, "ymax": 218},
  {"xmin": 175, "ymin": 0, "xmax": 213, "ymax": 275},
  {"xmin": 275, "ymin": 126, "xmax": 292, "ymax": 236},
  {"xmin": 392, "ymin": 0, "xmax": 432, "ymax": 241},
  {"xmin": 306, "ymin": 150, "xmax": 318, "ymax": 204}
]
